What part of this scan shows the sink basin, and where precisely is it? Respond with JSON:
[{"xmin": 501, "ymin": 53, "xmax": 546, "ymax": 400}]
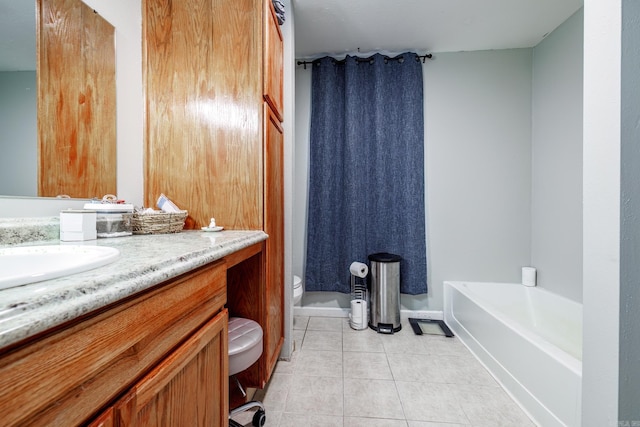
[{"xmin": 0, "ymin": 245, "xmax": 120, "ymax": 290}]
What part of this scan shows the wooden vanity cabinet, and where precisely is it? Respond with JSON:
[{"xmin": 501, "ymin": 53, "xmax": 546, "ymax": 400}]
[
  {"xmin": 0, "ymin": 261, "xmax": 228, "ymax": 427},
  {"xmin": 107, "ymin": 310, "xmax": 228, "ymax": 426},
  {"xmin": 143, "ymin": 0, "xmax": 284, "ymax": 388}
]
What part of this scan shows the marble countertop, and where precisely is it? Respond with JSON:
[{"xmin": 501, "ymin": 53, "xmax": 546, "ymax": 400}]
[{"xmin": 0, "ymin": 230, "xmax": 268, "ymax": 350}]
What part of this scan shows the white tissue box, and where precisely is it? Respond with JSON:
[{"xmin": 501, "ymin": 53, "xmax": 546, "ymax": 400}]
[{"xmin": 60, "ymin": 210, "xmax": 97, "ymax": 241}]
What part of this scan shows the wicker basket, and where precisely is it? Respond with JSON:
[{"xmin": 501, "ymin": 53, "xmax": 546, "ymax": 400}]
[{"xmin": 127, "ymin": 210, "xmax": 188, "ymax": 235}]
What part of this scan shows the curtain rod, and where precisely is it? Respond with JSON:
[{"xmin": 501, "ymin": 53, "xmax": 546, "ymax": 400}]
[{"xmin": 297, "ymin": 53, "xmax": 432, "ymax": 70}]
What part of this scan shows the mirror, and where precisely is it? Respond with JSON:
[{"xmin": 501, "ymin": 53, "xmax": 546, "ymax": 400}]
[{"xmin": 0, "ymin": 0, "xmax": 116, "ymax": 199}]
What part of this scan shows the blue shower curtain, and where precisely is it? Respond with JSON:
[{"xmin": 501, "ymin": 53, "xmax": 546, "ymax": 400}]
[{"xmin": 305, "ymin": 53, "xmax": 427, "ymax": 295}]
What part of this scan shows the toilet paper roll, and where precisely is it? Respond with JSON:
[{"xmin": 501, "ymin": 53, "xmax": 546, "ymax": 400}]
[
  {"xmin": 350, "ymin": 299, "xmax": 367, "ymax": 330},
  {"xmin": 349, "ymin": 261, "xmax": 369, "ymax": 278},
  {"xmin": 522, "ymin": 267, "xmax": 537, "ymax": 287}
]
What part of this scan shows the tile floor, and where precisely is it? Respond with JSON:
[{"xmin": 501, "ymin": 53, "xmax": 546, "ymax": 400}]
[{"xmin": 231, "ymin": 316, "xmax": 536, "ymax": 427}]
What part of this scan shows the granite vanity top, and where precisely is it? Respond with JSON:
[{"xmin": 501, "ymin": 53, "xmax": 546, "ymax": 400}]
[{"xmin": 0, "ymin": 230, "xmax": 268, "ymax": 350}]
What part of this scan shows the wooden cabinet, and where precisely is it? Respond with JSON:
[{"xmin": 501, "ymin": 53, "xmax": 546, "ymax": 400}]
[
  {"xmin": 110, "ymin": 311, "xmax": 228, "ymax": 426},
  {"xmin": 89, "ymin": 409, "xmax": 114, "ymax": 427},
  {"xmin": 143, "ymin": 0, "xmax": 284, "ymax": 388},
  {"xmin": 262, "ymin": 0, "xmax": 285, "ymax": 380},
  {"xmin": 264, "ymin": 0, "xmax": 284, "ymax": 121},
  {"xmin": 264, "ymin": 103, "xmax": 284, "ymax": 377},
  {"xmin": 143, "ymin": 0, "xmax": 263, "ymax": 231},
  {"xmin": 0, "ymin": 261, "xmax": 227, "ymax": 426}
]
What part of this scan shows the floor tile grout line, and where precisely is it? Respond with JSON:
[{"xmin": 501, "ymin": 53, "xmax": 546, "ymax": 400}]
[{"xmin": 290, "ymin": 317, "xmax": 534, "ymax": 426}]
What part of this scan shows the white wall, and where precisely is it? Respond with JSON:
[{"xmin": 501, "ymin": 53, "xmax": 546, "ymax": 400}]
[
  {"xmin": 83, "ymin": 0, "xmax": 144, "ymax": 205},
  {"xmin": 425, "ymin": 49, "xmax": 533, "ymax": 310},
  {"xmin": 293, "ymin": 67, "xmax": 310, "ymax": 299},
  {"xmin": 293, "ymin": 48, "xmax": 533, "ymax": 311},
  {"xmin": 531, "ymin": 9, "xmax": 584, "ymax": 302},
  {"xmin": 280, "ymin": 0, "xmax": 295, "ymax": 360},
  {"xmin": 0, "ymin": 72, "xmax": 37, "ymax": 197},
  {"xmin": 619, "ymin": 0, "xmax": 640, "ymax": 420},
  {"xmin": 582, "ymin": 0, "xmax": 621, "ymax": 424}
]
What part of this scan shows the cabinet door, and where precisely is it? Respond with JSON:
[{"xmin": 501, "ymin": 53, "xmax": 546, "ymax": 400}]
[
  {"xmin": 144, "ymin": 0, "xmax": 263, "ymax": 229},
  {"xmin": 88, "ymin": 408, "xmax": 113, "ymax": 427},
  {"xmin": 263, "ymin": 0, "xmax": 283, "ymax": 122},
  {"xmin": 113, "ymin": 310, "xmax": 229, "ymax": 427},
  {"xmin": 264, "ymin": 103, "xmax": 284, "ymax": 377}
]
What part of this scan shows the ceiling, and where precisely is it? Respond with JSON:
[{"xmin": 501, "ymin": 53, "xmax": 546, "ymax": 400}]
[
  {"xmin": 1, "ymin": 0, "xmax": 585, "ymax": 71},
  {"xmin": 293, "ymin": 0, "xmax": 583, "ymax": 59}
]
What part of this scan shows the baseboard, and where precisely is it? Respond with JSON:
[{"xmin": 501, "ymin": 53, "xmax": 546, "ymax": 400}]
[
  {"xmin": 293, "ymin": 306, "xmax": 443, "ymax": 320},
  {"xmin": 401, "ymin": 309, "xmax": 443, "ymax": 320},
  {"xmin": 293, "ymin": 306, "xmax": 350, "ymax": 318}
]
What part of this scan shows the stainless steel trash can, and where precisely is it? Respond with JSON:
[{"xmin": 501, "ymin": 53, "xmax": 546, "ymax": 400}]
[{"xmin": 368, "ymin": 252, "xmax": 402, "ymax": 333}]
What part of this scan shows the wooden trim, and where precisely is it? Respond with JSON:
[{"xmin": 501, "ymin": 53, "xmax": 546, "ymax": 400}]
[{"xmin": 225, "ymin": 241, "xmax": 264, "ymax": 269}]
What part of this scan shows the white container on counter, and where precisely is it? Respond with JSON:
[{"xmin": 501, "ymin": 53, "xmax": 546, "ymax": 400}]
[
  {"xmin": 60, "ymin": 210, "xmax": 97, "ymax": 241},
  {"xmin": 83, "ymin": 203, "xmax": 134, "ymax": 238}
]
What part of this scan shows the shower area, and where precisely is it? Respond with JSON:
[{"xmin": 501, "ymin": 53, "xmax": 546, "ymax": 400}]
[{"xmin": 293, "ymin": 10, "xmax": 584, "ymax": 318}]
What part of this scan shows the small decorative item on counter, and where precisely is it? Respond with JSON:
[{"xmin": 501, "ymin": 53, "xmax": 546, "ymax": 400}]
[
  {"xmin": 101, "ymin": 194, "xmax": 118, "ymax": 203},
  {"xmin": 201, "ymin": 217, "xmax": 224, "ymax": 232},
  {"xmin": 127, "ymin": 208, "xmax": 188, "ymax": 235}
]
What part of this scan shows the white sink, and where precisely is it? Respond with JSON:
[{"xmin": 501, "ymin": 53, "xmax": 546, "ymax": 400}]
[{"xmin": 0, "ymin": 245, "xmax": 120, "ymax": 290}]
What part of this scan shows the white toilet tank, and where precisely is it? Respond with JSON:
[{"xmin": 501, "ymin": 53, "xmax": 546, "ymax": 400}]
[{"xmin": 293, "ymin": 275, "xmax": 303, "ymax": 305}]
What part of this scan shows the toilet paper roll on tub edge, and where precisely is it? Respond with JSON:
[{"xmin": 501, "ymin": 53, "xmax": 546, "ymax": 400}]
[
  {"xmin": 350, "ymin": 261, "xmax": 368, "ymax": 278},
  {"xmin": 522, "ymin": 266, "xmax": 537, "ymax": 287}
]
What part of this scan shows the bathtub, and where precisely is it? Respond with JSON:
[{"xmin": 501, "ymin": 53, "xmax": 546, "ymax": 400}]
[{"xmin": 443, "ymin": 281, "xmax": 582, "ymax": 427}]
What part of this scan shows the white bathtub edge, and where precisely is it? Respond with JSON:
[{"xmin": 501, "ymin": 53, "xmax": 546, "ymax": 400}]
[
  {"xmin": 446, "ymin": 281, "xmax": 582, "ymax": 376},
  {"xmin": 443, "ymin": 281, "xmax": 583, "ymax": 427},
  {"xmin": 445, "ymin": 302, "xmax": 566, "ymax": 427}
]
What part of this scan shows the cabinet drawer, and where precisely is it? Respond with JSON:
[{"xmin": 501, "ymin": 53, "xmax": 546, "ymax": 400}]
[{"xmin": 0, "ymin": 261, "xmax": 226, "ymax": 426}]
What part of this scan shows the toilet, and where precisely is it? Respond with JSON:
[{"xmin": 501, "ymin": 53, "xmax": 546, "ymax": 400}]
[{"xmin": 293, "ymin": 275, "xmax": 303, "ymax": 305}]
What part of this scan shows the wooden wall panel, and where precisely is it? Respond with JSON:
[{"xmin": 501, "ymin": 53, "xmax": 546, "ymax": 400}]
[
  {"xmin": 37, "ymin": 0, "xmax": 116, "ymax": 198},
  {"xmin": 143, "ymin": 0, "xmax": 263, "ymax": 229}
]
